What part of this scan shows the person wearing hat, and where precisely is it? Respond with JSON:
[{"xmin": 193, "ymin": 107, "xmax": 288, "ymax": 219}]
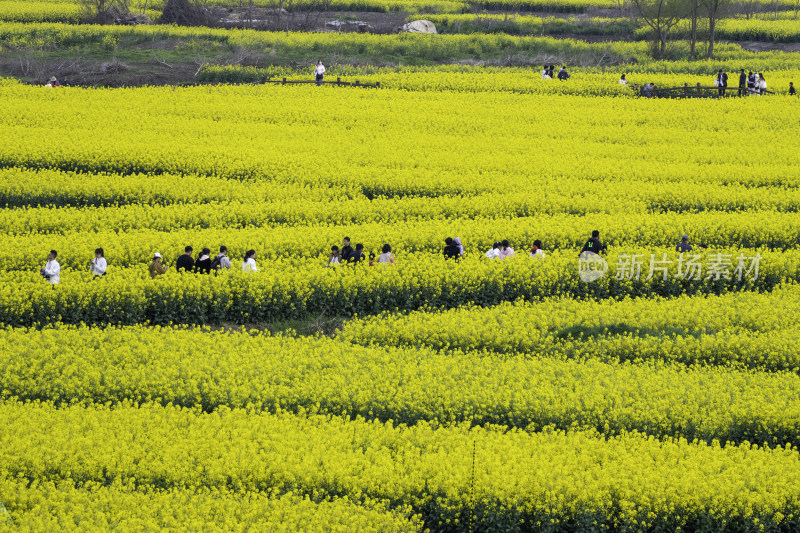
[
  {"xmin": 676, "ymin": 234, "xmax": 693, "ymax": 253},
  {"xmin": 45, "ymin": 76, "xmax": 60, "ymax": 88},
  {"xmin": 149, "ymin": 252, "xmax": 168, "ymax": 279}
]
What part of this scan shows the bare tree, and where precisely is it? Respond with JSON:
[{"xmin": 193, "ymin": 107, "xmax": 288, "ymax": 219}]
[
  {"xmin": 159, "ymin": 0, "xmax": 209, "ymax": 25},
  {"xmin": 699, "ymin": 0, "xmax": 732, "ymax": 58},
  {"xmin": 689, "ymin": 0, "xmax": 698, "ymax": 57},
  {"xmin": 630, "ymin": 0, "xmax": 688, "ymax": 58},
  {"xmin": 79, "ymin": 0, "xmax": 128, "ymax": 22}
]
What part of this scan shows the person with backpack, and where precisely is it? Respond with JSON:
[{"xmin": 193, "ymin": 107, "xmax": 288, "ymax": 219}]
[
  {"xmin": 176, "ymin": 246, "xmax": 195, "ymax": 273},
  {"xmin": 148, "ymin": 253, "xmax": 168, "ymax": 279},
  {"xmin": 580, "ymin": 230, "xmax": 607, "ymax": 256},
  {"xmin": 557, "ymin": 66, "xmax": 570, "ymax": 81},
  {"xmin": 211, "ymin": 246, "xmax": 232, "ymax": 271},
  {"xmin": 40, "ymin": 250, "xmax": 60, "ymax": 284},
  {"xmin": 676, "ymin": 234, "xmax": 693, "ymax": 252},
  {"xmin": 195, "ymin": 248, "xmax": 211, "ymax": 274},
  {"xmin": 444, "ymin": 237, "xmax": 460, "ymax": 260},
  {"xmin": 242, "ymin": 249, "xmax": 258, "ymax": 272},
  {"xmin": 747, "ymin": 71, "xmax": 756, "ymax": 95},
  {"xmin": 89, "ymin": 248, "xmax": 107, "ymax": 279}
]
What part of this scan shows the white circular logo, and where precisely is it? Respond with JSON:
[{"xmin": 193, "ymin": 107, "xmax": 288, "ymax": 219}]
[{"xmin": 578, "ymin": 252, "xmax": 608, "ymax": 283}]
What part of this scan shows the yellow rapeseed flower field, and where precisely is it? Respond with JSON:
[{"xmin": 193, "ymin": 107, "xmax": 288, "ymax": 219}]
[{"xmin": 1, "ymin": 33, "xmax": 800, "ymax": 530}]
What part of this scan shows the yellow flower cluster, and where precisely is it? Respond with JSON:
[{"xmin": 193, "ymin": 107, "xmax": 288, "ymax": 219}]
[
  {"xmin": 2, "ymin": 324, "xmax": 800, "ymax": 447},
  {"xmin": 0, "ymin": 479, "xmax": 420, "ymax": 532},
  {"xmin": 2, "ymin": 400, "xmax": 800, "ymax": 531},
  {"xmin": 341, "ymin": 284, "xmax": 800, "ymax": 371}
]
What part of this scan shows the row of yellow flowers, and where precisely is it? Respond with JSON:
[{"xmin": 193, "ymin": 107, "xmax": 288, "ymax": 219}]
[
  {"xmin": 3, "ymin": 323, "xmax": 800, "ymax": 446},
  {"xmin": 0, "ymin": 249, "xmax": 790, "ymax": 325},
  {"xmin": 0, "ymin": 478, "xmax": 419, "ymax": 532},
  {"xmin": 3, "ymin": 400, "xmax": 800, "ymax": 531}
]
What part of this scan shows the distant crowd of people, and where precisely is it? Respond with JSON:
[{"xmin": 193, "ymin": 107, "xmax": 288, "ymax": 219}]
[
  {"xmin": 623, "ymin": 69, "xmax": 792, "ymax": 98},
  {"xmin": 38, "ymin": 232, "xmax": 710, "ymax": 285},
  {"xmin": 541, "ymin": 65, "xmax": 571, "ymax": 80},
  {"xmin": 39, "ymin": 245, "xmax": 261, "ymax": 284},
  {"xmin": 575, "ymin": 230, "xmax": 704, "ymax": 257},
  {"xmin": 326, "ymin": 237, "xmax": 395, "ymax": 266}
]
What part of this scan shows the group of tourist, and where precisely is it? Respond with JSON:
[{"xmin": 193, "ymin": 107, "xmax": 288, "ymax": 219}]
[
  {"xmin": 43, "ymin": 76, "xmax": 73, "ymax": 87},
  {"xmin": 327, "ymin": 237, "xmax": 395, "ymax": 266},
  {"xmin": 575, "ymin": 230, "xmax": 702, "ymax": 257},
  {"xmin": 482, "ymin": 239, "xmax": 544, "ymax": 259},
  {"xmin": 541, "ymin": 65, "xmax": 571, "ymax": 80},
  {"xmin": 148, "ymin": 245, "xmax": 258, "ymax": 278},
  {"xmin": 38, "ymin": 245, "xmax": 258, "ymax": 284},
  {"xmin": 714, "ymin": 69, "xmax": 772, "ymax": 96},
  {"xmin": 35, "ymin": 231, "xmax": 709, "ymax": 285},
  {"xmin": 624, "ymin": 69, "xmax": 791, "ymax": 97}
]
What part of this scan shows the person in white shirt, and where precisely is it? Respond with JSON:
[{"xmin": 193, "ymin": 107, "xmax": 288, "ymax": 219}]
[
  {"xmin": 757, "ymin": 73, "xmax": 767, "ymax": 94},
  {"xmin": 327, "ymin": 246, "xmax": 341, "ymax": 267},
  {"xmin": 485, "ymin": 241, "xmax": 501, "ymax": 259},
  {"xmin": 89, "ymin": 247, "xmax": 107, "ymax": 278},
  {"xmin": 529, "ymin": 240, "xmax": 546, "ymax": 259},
  {"xmin": 40, "ymin": 250, "xmax": 60, "ymax": 284},
  {"xmin": 314, "ymin": 61, "xmax": 326, "ymax": 86},
  {"xmin": 213, "ymin": 246, "xmax": 232, "ymax": 270},
  {"xmin": 541, "ymin": 65, "xmax": 550, "ymax": 80},
  {"xmin": 377, "ymin": 243, "xmax": 395, "ymax": 264},
  {"xmin": 242, "ymin": 249, "xmax": 258, "ymax": 272},
  {"xmin": 619, "ymin": 74, "xmax": 627, "ymax": 86}
]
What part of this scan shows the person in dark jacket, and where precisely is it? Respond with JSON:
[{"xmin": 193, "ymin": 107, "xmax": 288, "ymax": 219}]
[
  {"xmin": 580, "ymin": 230, "xmax": 607, "ymax": 256},
  {"xmin": 444, "ymin": 237, "xmax": 460, "ymax": 260},
  {"xmin": 676, "ymin": 234, "xmax": 693, "ymax": 253},
  {"xmin": 716, "ymin": 69, "xmax": 728, "ymax": 97},
  {"xmin": 790, "ymin": 82, "xmax": 796, "ymax": 96},
  {"xmin": 195, "ymin": 247, "xmax": 212, "ymax": 274},
  {"xmin": 176, "ymin": 246, "xmax": 195, "ymax": 273},
  {"xmin": 349, "ymin": 243, "xmax": 366, "ymax": 264},
  {"xmin": 738, "ymin": 69, "xmax": 747, "ymax": 96},
  {"xmin": 747, "ymin": 71, "xmax": 756, "ymax": 94},
  {"xmin": 340, "ymin": 237, "xmax": 354, "ymax": 263},
  {"xmin": 557, "ymin": 66, "xmax": 570, "ymax": 81}
]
